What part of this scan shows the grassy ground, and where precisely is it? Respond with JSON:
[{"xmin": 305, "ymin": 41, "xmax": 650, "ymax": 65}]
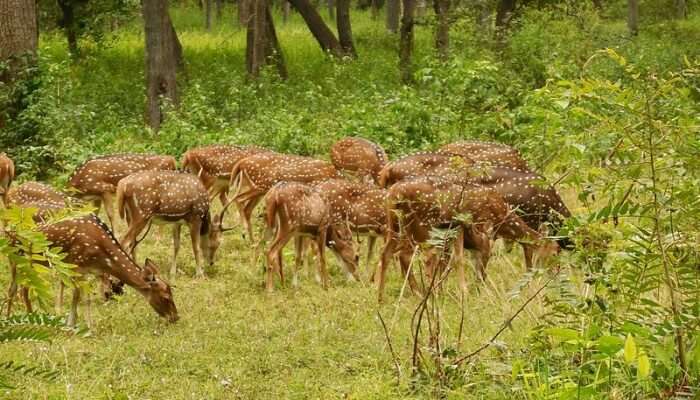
[{"xmin": 1, "ymin": 201, "xmax": 569, "ymax": 399}]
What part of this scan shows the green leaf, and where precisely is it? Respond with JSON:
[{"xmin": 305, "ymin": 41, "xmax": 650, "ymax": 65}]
[
  {"xmin": 596, "ymin": 335, "xmax": 624, "ymax": 357},
  {"xmin": 624, "ymin": 334, "xmax": 637, "ymax": 364},
  {"xmin": 637, "ymin": 353, "xmax": 650, "ymax": 379},
  {"xmin": 545, "ymin": 328, "xmax": 580, "ymax": 342}
]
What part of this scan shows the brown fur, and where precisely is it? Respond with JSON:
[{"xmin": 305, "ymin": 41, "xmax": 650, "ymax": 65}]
[
  {"xmin": 439, "ymin": 140, "xmax": 530, "ymax": 170},
  {"xmin": 330, "ymin": 137, "xmax": 387, "ymax": 184},
  {"xmin": 0, "ymin": 153, "xmax": 15, "ymax": 207}
]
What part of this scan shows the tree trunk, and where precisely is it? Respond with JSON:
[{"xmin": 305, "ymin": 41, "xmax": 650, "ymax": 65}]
[
  {"xmin": 143, "ymin": 0, "xmax": 181, "ymax": 132},
  {"xmin": 399, "ymin": 0, "xmax": 415, "ymax": 84},
  {"xmin": 287, "ymin": 0, "xmax": 344, "ymax": 57},
  {"xmin": 0, "ymin": 0, "xmax": 38, "ymax": 127},
  {"xmin": 416, "ymin": 0, "xmax": 426, "ymax": 17},
  {"xmin": 674, "ymin": 0, "xmax": 687, "ymax": 19},
  {"xmin": 205, "ymin": 0, "xmax": 213, "ymax": 29},
  {"xmin": 239, "ymin": 0, "xmax": 250, "ymax": 27},
  {"xmin": 246, "ymin": 0, "xmax": 287, "ymax": 78},
  {"xmin": 495, "ymin": 0, "xmax": 515, "ymax": 30},
  {"xmin": 627, "ymin": 0, "xmax": 638, "ymax": 36},
  {"xmin": 336, "ymin": 0, "xmax": 356, "ymax": 57},
  {"xmin": 433, "ymin": 0, "xmax": 449, "ymax": 61},
  {"xmin": 386, "ymin": 0, "xmax": 400, "ymax": 32},
  {"xmin": 57, "ymin": 0, "xmax": 80, "ymax": 58},
  {"xmin": 328, "ymin": 0, "xmax": 335, "ymax": 20},
  {"xmin": 216, "ymin": 0, "xmax": 223, "ymax": 20},
  {"xmin": 370, "ymin": 0, "xmax": 379, "ymax": 19},
  {"xmin": 282, "ymin": 0, "xmax": 291, "ymax": 22}
]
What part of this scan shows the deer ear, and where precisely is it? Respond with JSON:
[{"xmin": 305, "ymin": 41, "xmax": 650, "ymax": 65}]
[{"xmin": 142, "ymin": 258, "xmax": 159, "ymax": 282}]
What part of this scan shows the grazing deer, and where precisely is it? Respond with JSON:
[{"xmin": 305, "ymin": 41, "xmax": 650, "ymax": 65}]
[
  {"xmin": 229, "ymin": 152, "xmax": 341, "ymax": 240},
  {"xmin": 181, "ymin": 144, "xmax": 270, "ymax": 208},
  {"xmin": 3, "ymin": 194, "xmax": 177, "ymax": 325},
  {"xmin": 376, "ymin": 176, "xmax": 559, "ymax": 302},
  {"xmin": 69, "ymin": 154, "xmax": 176, "ymax": 228},
  {"xmin": 263, "ymin": 182, "xmax": 359, "ymax": 291},
  {"xmin": 4, "ymin": 182, "xmax": 124, "ymax": 314},
  {"xmin": 312, "ymin": 179, "xmax": 388, "ymax": 277},
  {"xmin": 0, "ymin": 153, "xmax": 15, "ymax": 207},
  {"xmin": 377, "ymin": 152, "xmax": 475, "ymax": 188},
  {"xmin": 439, "ymin": 140, "xmax": 530, "ymax": 171},
  {"xmin": 330, "ymin": 137, "xmax": 387, "ymax": 184},
  {"xmin": 116, "ymin": 170, "xmax": 220, "ymax": 278}
]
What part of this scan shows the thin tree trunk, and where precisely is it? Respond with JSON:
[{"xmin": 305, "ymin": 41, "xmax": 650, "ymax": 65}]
[
  {"xmin": 247, "ymin": 0, "xmax": 287, "ymax": 78},
  {"xmin": 282, "ymin": 0, "xmax": 291, "ymax": 22},
  {"xmin": 328, "ymin": 0, "xmax": 335, "ymax": 20},
  {"xmin": 216, "ymin": 0, "xmax": 223, "ymax": 20},
  {"xmin": 336, "ymin": 0, "xmax": 356, "ymax": 57},
  {"xmin": 416, "ymin": 0, "xmax": 426, "ymax": 17},
  {"xmin": 0, "ymin": 0, "xmax": 38, "ymax": 127},
  {"xmin": 143, "ymin": 0, "xmax": 181, "ymax": 132},
  {"xmin": 433, "ymin": 0, "xmax": 450, "ymax": 61},
  {"xmin": 370, "ymin": 0, "xmax": 379, "ymax": 19},
  {"xmin": 495, "ymin": 0, "xmax": 515, "ymax": 28},
  {"xmin": 239, "ymin": 0, "xmax": 250, "ymax": 27},
  {"xmin": 399, "ymin": 0, "xmax": 415, "ymax": 84},
  {"xmin": 674, "ymin": 0, "xmax": 687, "ymax": 19},
  {"xmin": 205, "ymin": 0, "xmax": 213, "ymax": 29},
  {"xmin": 386, "ymin": 0, "xmax": 400, "ymax": 32},
  {"xmin": 57, "ymin": 0, "xmax": 80, "ymax": 58},
  {"xmin": 627, "ymin": 0, "xmax": 638, "ymax": 36},
  {"xmin": 287, "ymin": 0, "xmax": 344, "ymax": 57}
]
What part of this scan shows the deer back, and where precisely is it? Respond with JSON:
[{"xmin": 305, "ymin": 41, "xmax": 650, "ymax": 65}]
[
  {"xmin": 235, "ymin": 153, "xmax": 340, "ymax": 193},
  {"xmin": 265, "ymin": 182, "xmax": 330, "ymax": 233},
  {"xmin": 440, "ymin": 141, "xmax": 530, "ymax": 171},
  {"xmin": 313, "ymin": 179, "xmax": 387, "ymax": 234},
  {"xmin": 378, "ymin": 152, "xmax": 474, "ymax": 188},
  {"xmin": 182, "ymin": 145, "xmax": 270, "ymax": 187},
  {"xmin": 330, "ymin": 137, "xmax": 387, "ymax": 181},
  {"xmin": 69, "ymin": 154, "xmax": 176, "ymax": 195}
]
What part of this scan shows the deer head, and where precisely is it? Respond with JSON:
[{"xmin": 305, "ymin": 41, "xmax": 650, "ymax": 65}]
[{"xmin": 141, "ymin": 258, "xmax": 178, "ymax": 323}]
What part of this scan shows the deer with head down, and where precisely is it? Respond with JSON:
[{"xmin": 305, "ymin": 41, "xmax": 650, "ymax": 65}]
[
  {"xmin": 3, "ymin": 184, "xmax": 177, "ymax": 325},
  {"xmin": 68, "ymin": 154, "xmax": 176, "ymax": 228},
  {"xmin": 116, "ymin": 170, "xmax": 222, "ymax": 279},
  {"xmin": 0, "ymin": 153, "xmax": 15, "ymax": 207},
  {"xmin": 377, "ymin": 152, "xmax": 475, "ymax": 188},
  {"xmin": 3, "ymin": 182, "xmax": 126, "ymax": 316},
  {"xmin": 439, "ymin": 140, "xmax": 530, "ymax": 171},
  {"xmin": 312, "ymin": 179, "xmax": 388, "ymax": 278},
  {"xmin": 228, "ymin": 152, "xmax": 341, "ymax": 241},
  {"xmin": 376, "ymin": 176, "xmax": 559, "ymax": 302},
  {"xmin": 330, "ymin": 137, "xmax": 387, "ymax": 185}
]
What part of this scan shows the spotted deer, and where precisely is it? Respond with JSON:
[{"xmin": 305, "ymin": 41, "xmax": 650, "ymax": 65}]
[
  {"xmin": 263, "ymin": 182, "xmax": 359, "ymax": 291},
  {"xmin": 377, "ymin": 152, "xmax": 474, "ymax": 188},
  {"xmin": 376, "ymin": 176, "xmax": 559, "ymax": 302},
  {"xmin": 116, "ymin": 170, "xmax": 221, "ymax": 279},
  {"xmin": 0, "ymin": 153, "xmax": 15, "ymax": 207},
  {"xmin": 3, "ymin": 199, "xmax": 177, "ymax": 326},
  {"xmin": 228, "ymin": 152, "xmax": 341, "ymax": 240},
  {"xmin": 69, "ymin": 154, "xmax": 176, "ymax": 228},
  {"xmin": 439, "ymin": 140, "xmax": 530, "ymax": 171},
  {"xmin": 312, "ymin": 179, "xmax": 388, "ymax": 278},
  {"xmin": 4, "ymin": 182, "xmax": 124, "ymax": 315},
  {"xmin": 330, "ymin": 137, "xmax": 387, "ymax": 185}
]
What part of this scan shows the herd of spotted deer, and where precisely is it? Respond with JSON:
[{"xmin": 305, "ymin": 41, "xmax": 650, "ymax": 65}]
[{"xmin": 0, "ymin": 138, "xmax": 572, "ymax": 327}]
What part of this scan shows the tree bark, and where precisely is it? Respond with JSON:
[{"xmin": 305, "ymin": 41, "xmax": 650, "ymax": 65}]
[
  {"xmin": 370, "ymin": 0, "xmax": 379, "ymax": 19},
  {"xmin": 287, "ymin": 0, "xmax": 345, "ymax": 57},
  {"xmin": 674, "ymin": 0, "xmax": 687, "ymax": 19},
  {"xmin": 216, "ymin": 0, "xmax": 223, "ymax": 20},
  {"xmin": 205, "ymin": 0, "xmax": 213, "ymax": 29},
  {"xmin": 143, "ymin": 0, "xmax": 181, "ymax": 132},
  {"xmin": 328, "ymin": 0, "xmax": 335, "ymax": 20},
  {"xmin": 495, "ymin": 0, "xmax": 515, "ymax": 30},
  {"xmin": 246, "ymin": 0, "xmax": 287, "ymax": 78},
  {"xmin": 57, "ymin": 0, "xmax": 80, "ymax": 58},
  {"xmin": 336, "ymin": 0, "xmax": 356, "ymax": 57},
  {"xmin": 627, "ymin": 0, "xmax": 638, "ymax": 36},
  {"xmin": 0, "ymin": 0, "xmax": 38, "ymax": 127},
  {"xmin": 282, "ymin": 0, "xmax": 291, "ymax": 22},
  {"xmin": 239, "ymin": 0, "xmax": 250, "ymax": 27},
  {"xmin": 386, "ymin": 0, "xmax": 400, "ymax": 32},
  {"xmin": 433, "ymin": 0, "xmax": 450, "ymax": 61},
  {"xmin": 399, "ymin": 0, "xmax": 415, "ymax": 84}
]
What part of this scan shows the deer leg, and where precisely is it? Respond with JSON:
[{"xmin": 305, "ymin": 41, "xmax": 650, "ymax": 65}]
[
  {"xmin": 454, "ymin": 228, "xmax": 467, "ymax": 294},
  {"xmin": 398, "ymin": 245, "xmax": 421, "ymax": 296},
  {"xmin": 172, "ymin": 224, "xmax": 182, "ymax": 278},
  {"xmin": 293, "ymin": 236, "xmax": 304, "ymax": 287},
  {"xmin": 67, "ymin": 285, "xmax": 81, "ymax": 328},
  {"xmin": 56, "ymin": 281, "xmax": 64, "ymax": 314},
  {"xmin": 316, "ymin": 231, "xmax": 329, "ymax": 290},
  {"xmin": 522, "ymin": 242, "xmax": 534, "ymax": 271},
  {"xmin": 242, "ymin": 195, "xmax": 263, "ymax": 242},
  {"xmin": 366, "ymin": 235, "xmax": 378, "ymax": 280},
  {"xmin": 20, "ymin": 287, "xmax": 32, "ymax": 313},
  {"xmin": 188, "ymin": 220, "xmax": 205, "ymax": 278},
  {"xmin": 120, "ymin": 217, "xmax": 150, "ymax": 258},
  {"xmin": 102, "ymin": 192, "xmax": 117, "ymax": 230},
  {"xmin": 265, "ymin": 230, "xmax": 291, "ymax": 292},
  {"xmin": 376, "ymin": 234, "xmax": 398, "ymax": 302}
]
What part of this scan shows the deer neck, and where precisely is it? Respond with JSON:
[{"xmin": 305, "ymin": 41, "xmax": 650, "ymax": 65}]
[{"xmin": 102, "ymin": 248, "xmax": 151, "ymax": 292}]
